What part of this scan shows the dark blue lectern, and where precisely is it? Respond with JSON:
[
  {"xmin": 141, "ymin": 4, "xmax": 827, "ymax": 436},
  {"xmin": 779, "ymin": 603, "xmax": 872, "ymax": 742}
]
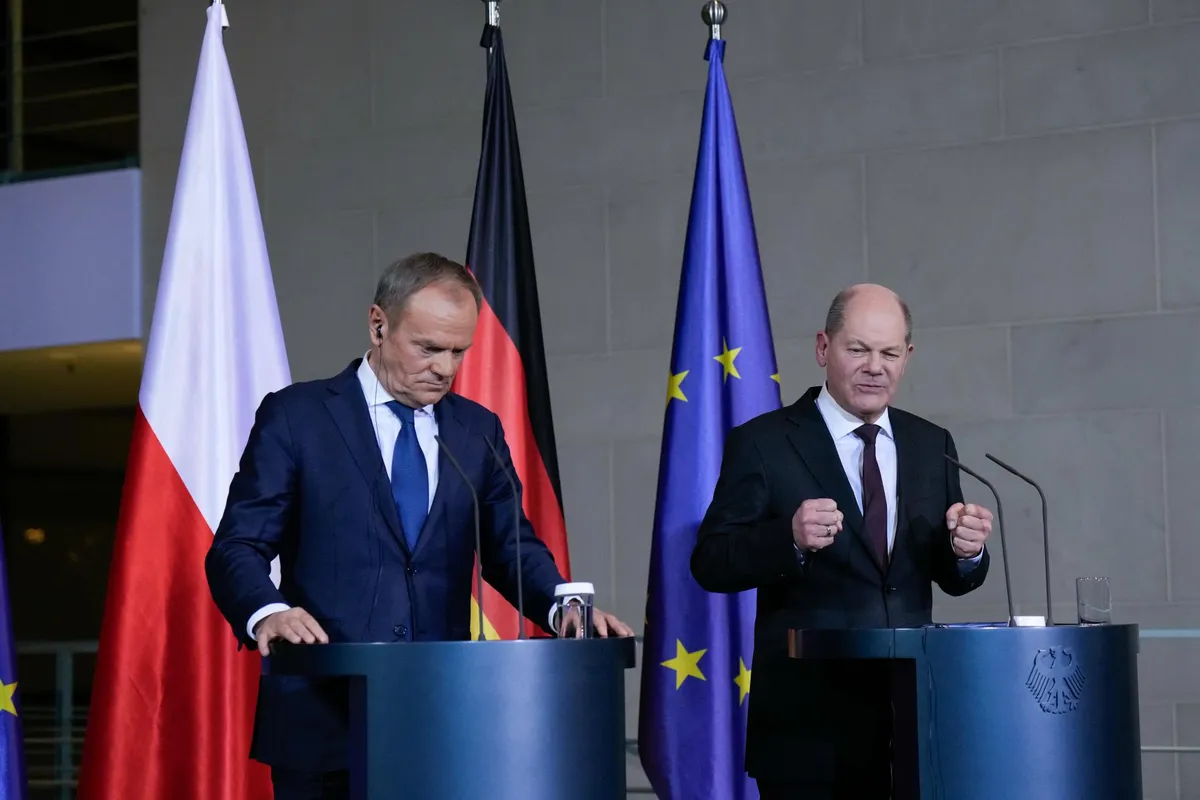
[
  {"xmin": 789, "ymin": 623, "xmax": 1141, "ymax": 800},
  {"xmin": 267, "ymin": 637, "xmax": 637, "ymax": 800}
]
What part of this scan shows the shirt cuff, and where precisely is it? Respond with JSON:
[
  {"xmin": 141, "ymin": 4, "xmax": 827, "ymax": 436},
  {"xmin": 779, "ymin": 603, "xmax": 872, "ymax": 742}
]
[
  {"xmin": 247, "ymin": 603, "xmax": 291, "ymax": 640},
  {"xmin": 957, "ymin": 547, "xmax": 984, "ymax": 572}
]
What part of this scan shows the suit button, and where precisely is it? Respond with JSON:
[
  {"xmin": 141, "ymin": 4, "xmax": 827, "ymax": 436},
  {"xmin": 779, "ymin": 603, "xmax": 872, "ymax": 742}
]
[
  {"xmin": 393, "ymin": 624, "xmax": 408, "ymax": 638},
  {"xmin": 885, "ymin": 585, "xmax": 897, "ymax": 593},
  {"xmin": 405, "ymin": 565, "xmax": 415, "ymax": 575}
]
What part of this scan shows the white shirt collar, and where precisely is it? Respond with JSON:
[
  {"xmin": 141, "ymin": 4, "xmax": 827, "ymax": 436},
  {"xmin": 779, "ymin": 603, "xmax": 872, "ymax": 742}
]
[
  {"xmin": 815, "ymin": 382, "xmax": 893, "ymax": 442},
  {"xmin": 356, "ymin": 353, "xmax": 435, "ymax": 416}
]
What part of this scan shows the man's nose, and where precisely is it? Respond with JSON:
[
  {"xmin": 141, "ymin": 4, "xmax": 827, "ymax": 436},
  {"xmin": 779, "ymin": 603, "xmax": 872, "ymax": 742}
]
[{"xmin": 429, "ymin": 352, "xmax": 453, "ymax": 377}]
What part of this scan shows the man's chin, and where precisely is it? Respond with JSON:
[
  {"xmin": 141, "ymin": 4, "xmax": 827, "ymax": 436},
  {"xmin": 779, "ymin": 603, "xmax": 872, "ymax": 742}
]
[
  {"xmin": 851, "ymin": 397, "xmax": 891, "ymax": 420},
  {"xmin": 416, "ymin": 388, "xmax": 450, "ymax": 406}
]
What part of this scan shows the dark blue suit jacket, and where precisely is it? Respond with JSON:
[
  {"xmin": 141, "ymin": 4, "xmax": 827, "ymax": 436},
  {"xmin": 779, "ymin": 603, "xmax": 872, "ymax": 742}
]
[{"xmin": 205, "ymin": 359, "xmax": 566, "ymax": 771}]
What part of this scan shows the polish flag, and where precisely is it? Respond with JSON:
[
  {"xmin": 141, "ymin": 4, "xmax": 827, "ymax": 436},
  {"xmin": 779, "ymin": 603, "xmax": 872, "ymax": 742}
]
[{"xmin": 78, "ymin": 4, "xmax": 283, "ymax": 798}]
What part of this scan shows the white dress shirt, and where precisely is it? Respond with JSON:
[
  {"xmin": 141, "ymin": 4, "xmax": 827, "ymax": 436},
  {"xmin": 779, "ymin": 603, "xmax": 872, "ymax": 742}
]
[
  {"xmin": 815, "ymin": 385, "xmax": 900, "ymax": 555},
  {"xmin": 245, "ymin": 355, "xmax": 437, "ymax": 638},
  {"xmin": 811, "ymin": 384, "xmax": 982, "ymax": 567},
  {"xmin": 356, "ymin": 354, "xmax": 439, "ymax": 496}
]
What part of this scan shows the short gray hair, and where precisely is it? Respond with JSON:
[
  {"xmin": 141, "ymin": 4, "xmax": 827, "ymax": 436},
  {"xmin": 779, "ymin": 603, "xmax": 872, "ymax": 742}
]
[
  {"xmin": 373, "ymin": 252, "xmax": 482, "ymax": 322},
  {"xmin": 824, "ymin": 287, "xmax": 913, "ymax": 345}
]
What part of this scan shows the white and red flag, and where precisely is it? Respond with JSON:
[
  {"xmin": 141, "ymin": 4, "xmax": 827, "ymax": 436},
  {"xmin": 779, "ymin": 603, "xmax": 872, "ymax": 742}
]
[{"xmin": 79, "ymin": 4, "xmax": 284, "ymax": 798}]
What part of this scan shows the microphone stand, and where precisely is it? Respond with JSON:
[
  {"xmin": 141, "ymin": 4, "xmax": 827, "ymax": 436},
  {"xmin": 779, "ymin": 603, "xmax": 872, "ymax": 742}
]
[
  {"xmin": 985, "ymin": 453, "xmax": 1053, "ymax": 626},
  {"xmin": 436, "ymin": 435, "xmax": 485, "ymax": 641},
  {"xmin": 484, "ymin": 435, "xmax": 526, "ymax": 640},
  {"xmin": 944, "ymin": 454, "xmax": 1015, "ymax": 627}
]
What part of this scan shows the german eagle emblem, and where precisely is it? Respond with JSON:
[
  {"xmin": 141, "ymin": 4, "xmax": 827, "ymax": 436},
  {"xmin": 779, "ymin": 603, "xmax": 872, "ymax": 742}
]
[{"xmin": 1025, "ymin": 647, "xmax": 1086, "ymax": 714}]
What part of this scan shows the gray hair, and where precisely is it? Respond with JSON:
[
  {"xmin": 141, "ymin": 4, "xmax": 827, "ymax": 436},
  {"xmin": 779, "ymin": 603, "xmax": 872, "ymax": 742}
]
[
  {"xmin": 373, "ymin": 252, "xmax": 482, "ymax": 322},
  {"xmin": 823, "ymin": 287, "xmax": 913, "ymax": 345}
]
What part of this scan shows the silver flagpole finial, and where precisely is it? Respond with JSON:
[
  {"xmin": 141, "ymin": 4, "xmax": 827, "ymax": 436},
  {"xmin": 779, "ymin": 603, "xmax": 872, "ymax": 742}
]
[
  {"xmin": 702, "ymin": 1, "xmax": 725, "ymax": 41},
  {"xmin": 486, "ymin": 0, "xmax": 501, "ymax": 27}
]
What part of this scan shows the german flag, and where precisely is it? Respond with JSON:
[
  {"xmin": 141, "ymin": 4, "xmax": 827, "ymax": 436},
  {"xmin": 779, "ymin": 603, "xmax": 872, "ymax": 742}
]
[{"xmin": 452, "ymin": 21, "xmax": 570, "ymax": 640}]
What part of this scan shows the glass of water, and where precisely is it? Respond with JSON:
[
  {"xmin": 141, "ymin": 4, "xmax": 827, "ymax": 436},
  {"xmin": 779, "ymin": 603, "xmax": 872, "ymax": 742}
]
[
  {"xmin": 1076, "ymin": 577, "xmax": 1112, "ymax": 625},
  {"xmin": 552, "ymin": 582, "xmax": 595, "ymax": 639}
]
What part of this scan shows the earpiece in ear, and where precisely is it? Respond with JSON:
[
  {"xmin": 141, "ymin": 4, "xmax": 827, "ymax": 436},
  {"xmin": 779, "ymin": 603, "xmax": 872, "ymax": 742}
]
[{"xmin": 375, "ymin": 324, "xmax": 383, "ymax": 341}]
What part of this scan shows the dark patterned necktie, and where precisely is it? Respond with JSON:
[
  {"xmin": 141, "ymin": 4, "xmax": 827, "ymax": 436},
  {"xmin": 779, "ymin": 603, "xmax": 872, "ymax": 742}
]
[{"xmin": 854, "ymin": 423, "xmax": 888, "ymax": 567}]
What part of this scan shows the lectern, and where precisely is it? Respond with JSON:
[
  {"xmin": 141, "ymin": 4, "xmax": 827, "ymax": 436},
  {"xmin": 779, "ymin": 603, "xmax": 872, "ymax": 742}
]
[
  {"xmin": 789, "ymin": 623, "xmax": 1141, "ymax": 800},
  {"xmin": 267, "ymin": 637, "xmax": 637, "ymax": 800}
]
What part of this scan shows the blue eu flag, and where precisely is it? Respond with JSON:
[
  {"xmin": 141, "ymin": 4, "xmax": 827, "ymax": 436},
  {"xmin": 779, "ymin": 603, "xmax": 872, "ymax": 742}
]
[
  {"xmin": 638, "ymin": 39, "xmax": 780, "ymax": 800},
  {"xmin": 0, "ymin": 523, "xmax": 26, "ymax": 800}
]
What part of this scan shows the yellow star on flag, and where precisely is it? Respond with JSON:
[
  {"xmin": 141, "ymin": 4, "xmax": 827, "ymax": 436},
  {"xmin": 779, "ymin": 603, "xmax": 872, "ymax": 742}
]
[
  {"xmin": 714, "ymin": 338, "xmax": 742, "ymax": 382},
  {"xmin": 770, "ymin": 373, "xmax": 780, "ymax": 384},
  {"xmin": 666, "ymin": 370, "xmax": 689, "ymax": 405},
  {"xmin": 661, "ymin": 640, "xmax": 706, "ymax": 689},
  {"xmin": 0, "ymin": 681, "xmax": 16, "ymax": 716},
  {"xmin": 734, "ymin": 658, "xmax": 752, "ymax": 705}
]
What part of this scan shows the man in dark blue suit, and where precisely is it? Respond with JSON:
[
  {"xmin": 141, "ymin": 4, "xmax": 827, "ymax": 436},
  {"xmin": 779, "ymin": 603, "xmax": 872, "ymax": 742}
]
[{"xmin": 205, "ymin": 252, "xmax": 632, "ymax": 800}]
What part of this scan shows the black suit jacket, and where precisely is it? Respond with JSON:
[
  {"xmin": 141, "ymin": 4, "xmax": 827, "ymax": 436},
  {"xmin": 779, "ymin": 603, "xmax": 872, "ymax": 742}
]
[{"xmin": 690, "ymin": 386, "xmax": 989, "ymax": 783}]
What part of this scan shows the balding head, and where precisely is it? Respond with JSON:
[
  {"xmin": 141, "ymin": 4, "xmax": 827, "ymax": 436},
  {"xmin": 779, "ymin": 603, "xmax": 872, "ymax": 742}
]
[
  {"xmin": 815, "ymin": 283, "xmax": 914, "ymax": 423},
  {"xmin": 824, "ymin": 283, "xmax": 913, "ymax": 345}
]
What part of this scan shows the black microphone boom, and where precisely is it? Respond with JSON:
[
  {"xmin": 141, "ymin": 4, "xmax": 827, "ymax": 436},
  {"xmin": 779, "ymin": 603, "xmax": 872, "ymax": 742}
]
[
  {"xmin": 985, "ymin": 453, "xmax": 1053, "ymax": 626},
  {"xmin": 436, "ymin": 435, "xmax": 485, "ymax": 641},
  {"xmin": 484, "ymin": 435, "xmax": 526, "ymax": 640},
  {"xmin": 943, "ymin": 454, "xmax": 1016, "ymax": 626}
]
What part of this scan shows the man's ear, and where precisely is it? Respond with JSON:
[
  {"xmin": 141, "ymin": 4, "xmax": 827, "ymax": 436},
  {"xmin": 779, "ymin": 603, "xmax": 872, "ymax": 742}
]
[
  {"xmin": 814, "ymin": 331, "xmax": 830, "ymax": 367},
  {"xmin": 368, "ymin": 305, "xmax": 387, "ymax": 343}
]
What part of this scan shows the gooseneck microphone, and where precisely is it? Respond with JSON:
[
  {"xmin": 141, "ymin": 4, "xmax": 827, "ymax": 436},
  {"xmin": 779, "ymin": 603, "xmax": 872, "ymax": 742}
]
[
  {"xmin": 943, "ymin": 454, "xmax": 1016, "ymax": 626},
  {"xmin": 436, "ymin": 435, "xmax": 485, "ymax": 641},
  {"xmin": 483, "ymin": 435, "xmax": 526, "ymax": 640},
  {"xmin": 985, "ymin": 453, "xmax": 1053, "ymax": 626}
]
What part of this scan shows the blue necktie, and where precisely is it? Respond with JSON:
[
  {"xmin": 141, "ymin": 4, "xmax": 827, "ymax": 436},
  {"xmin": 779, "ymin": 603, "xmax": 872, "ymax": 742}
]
[{"xmin": 387, "ymin": 401, "xmax": 428, "ymax": 550}]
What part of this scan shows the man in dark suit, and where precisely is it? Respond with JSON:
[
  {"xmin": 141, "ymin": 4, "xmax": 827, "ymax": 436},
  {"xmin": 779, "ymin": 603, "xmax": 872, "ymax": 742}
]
[
  {"xmin": 205, "ymin": 252, "xmax": 632, "ymax": 800},
  {"xmin": 691, "ymin": 283, "xmax": 993, "ymax": 799}
]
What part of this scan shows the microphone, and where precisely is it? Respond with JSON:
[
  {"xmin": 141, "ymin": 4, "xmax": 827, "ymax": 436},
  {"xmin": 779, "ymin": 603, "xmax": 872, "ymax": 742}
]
[
  {"xmin": 943, "ymin": 454, "xmax": 1016, "ymax": 627},
  {"xmin": 483, "ymin": 435, "xmax": 526, "ymax": 640},
  {"xmin": 436, "ymin": 434, "xmax": 485, "ymax": 642},
  {"xmin": 985, "ymin": 453, "xmax": 1053, "ymax": 626}
]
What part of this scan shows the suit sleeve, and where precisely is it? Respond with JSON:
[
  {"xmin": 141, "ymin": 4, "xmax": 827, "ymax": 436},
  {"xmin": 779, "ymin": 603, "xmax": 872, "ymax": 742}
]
[
  {"xmin": 478, "ymin": 414, "xmax": 564, "ymax": 628},
  {"xmin": 691, "ymin": 424, "xmax": 804, "ymax": 593},
  {"xmin": 205, "ymin": 391, "xmax": 295, "ymax": 645},
  {"xmin": 931, "ymin": 429, "xmax": 989, "ymax": 596}
]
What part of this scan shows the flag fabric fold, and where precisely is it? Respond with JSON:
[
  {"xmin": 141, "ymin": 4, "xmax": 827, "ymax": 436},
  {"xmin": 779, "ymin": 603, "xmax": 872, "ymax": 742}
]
[
  {"xmin": 78, "ymin": 5, "xmax": 285, "ymax": 799},
  {"xmin": 453, "ymin": 23, "xmax": 570, "ymax": 640},
  {"xmin": 638, "ymin": 39, "xmax": 779, "ymax": 800},
  {"xmin": 0, "ymin": 522, "xmax": 27, "ymax": 800}
]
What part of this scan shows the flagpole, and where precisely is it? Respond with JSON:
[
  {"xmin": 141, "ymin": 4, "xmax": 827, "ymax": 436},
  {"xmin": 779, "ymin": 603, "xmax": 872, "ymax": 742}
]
[
  {"xmin": 702, "ymin": 0, "xmax": 725, "ymax": 40},
  {"xmin": 486, "ymin": 0, "xmax": 500, "ymax": 28}
]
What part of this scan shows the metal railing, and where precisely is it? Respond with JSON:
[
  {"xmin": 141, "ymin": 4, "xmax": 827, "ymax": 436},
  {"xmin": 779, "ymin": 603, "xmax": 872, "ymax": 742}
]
[
  {"xmin": 2, "ymin": 0, "xmax": 138, "ymax": 180},
  {"xmin": 17, "ymin": 630, "xmax": 1200, "ymax": 799},
  {"xmin": 17, "ymin": 640, "xmax": 95, "ymax": 800}
]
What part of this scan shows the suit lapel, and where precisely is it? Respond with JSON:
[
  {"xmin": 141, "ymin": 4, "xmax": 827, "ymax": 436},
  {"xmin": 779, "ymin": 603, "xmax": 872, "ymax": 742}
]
[
  {"xmin": 323, "ymin": 362, "xmax": 405, "ymax": 548},
  {"xmin": 888, "ymin": 411, "xmax": 919, "ymax": 576},
  {"xmin": 412, "ymin": 396, "xmax": 470, "ymax": 558},
  {"xmin": 786, "ymin": 389, "xmax": 884, "ymax": 576}
]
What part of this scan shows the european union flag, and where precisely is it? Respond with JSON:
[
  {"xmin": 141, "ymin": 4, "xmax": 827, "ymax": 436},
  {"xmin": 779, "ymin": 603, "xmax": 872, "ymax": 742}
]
[
  {"xmin": 638, "ymin": 38, "xmax": 779, "ymax": 800},
  {"xmin": 0, "ymin": 523, "xmax": 26, "ymax": 800}
]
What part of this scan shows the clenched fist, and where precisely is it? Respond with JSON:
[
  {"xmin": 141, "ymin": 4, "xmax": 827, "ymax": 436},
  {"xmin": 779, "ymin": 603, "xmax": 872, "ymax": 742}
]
[
  {"xmin": 792, "ymin": 498, "xmax": 844, "ymax": 552},
  {"xmin": 254, "ymin": 607, "xmax": 329, "ymax": 656},
  {"xmin": 946, "ymin": 502, "xmax": 992, "ymax": 559}
]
